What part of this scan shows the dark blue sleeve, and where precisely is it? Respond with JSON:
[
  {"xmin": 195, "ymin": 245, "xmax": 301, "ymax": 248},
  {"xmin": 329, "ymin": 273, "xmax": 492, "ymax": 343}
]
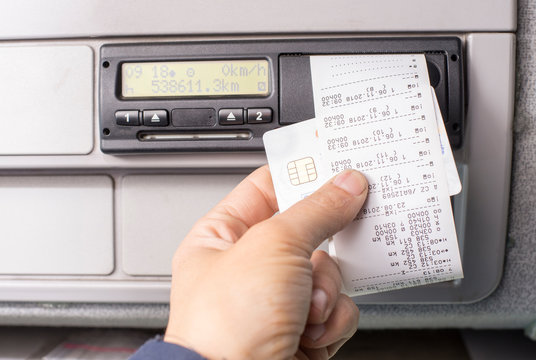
[{"xmin": 130, "ymin": 337, "xmax": 206, "ymax": 360}]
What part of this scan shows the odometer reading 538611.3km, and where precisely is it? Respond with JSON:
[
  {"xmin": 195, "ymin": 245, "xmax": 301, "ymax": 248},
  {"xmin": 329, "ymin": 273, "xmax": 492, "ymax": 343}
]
[{"xmin": 121, "ymin": 59, "xmax": 270, "ymax": 98}]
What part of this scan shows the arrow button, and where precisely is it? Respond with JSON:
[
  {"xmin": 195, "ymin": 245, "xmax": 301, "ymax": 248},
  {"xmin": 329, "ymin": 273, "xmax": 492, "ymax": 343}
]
[
  {"xmin": 143, "ymin": 110, "xmax": 168, "ymax": 126},
  {"xmin": 219, "ymin": 108, "xmax": 244, "ymax": 125}
]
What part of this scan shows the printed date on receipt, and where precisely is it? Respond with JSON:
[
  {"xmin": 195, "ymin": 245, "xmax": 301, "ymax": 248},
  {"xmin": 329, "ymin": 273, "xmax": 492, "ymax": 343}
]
[{"xmin": 264, "ymin": 54, "xmax": 463, "ymax": 297}]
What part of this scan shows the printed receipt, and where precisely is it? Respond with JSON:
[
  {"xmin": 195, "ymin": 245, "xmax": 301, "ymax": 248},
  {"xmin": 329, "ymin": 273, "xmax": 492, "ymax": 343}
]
[{"xmin": 264, "ymin": 54, "xmax": 463, "ymax": 296}]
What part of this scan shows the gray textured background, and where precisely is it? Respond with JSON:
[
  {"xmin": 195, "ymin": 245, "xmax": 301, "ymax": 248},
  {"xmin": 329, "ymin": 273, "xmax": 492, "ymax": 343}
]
[{"xmin": 0, "ymin": 0, "xmax": 534, "ymax": 330}]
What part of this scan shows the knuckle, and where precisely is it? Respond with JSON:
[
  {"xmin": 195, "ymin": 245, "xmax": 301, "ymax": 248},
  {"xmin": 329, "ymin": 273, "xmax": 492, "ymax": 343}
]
[
  {"xmin": 252, "ymin": 218, "xmax": 313, "ymax": 257},
  {"xmin": 307, "ymin": 189, "xmax": 352, "ymax": 215},
  {"xmin": 313, "ymin": 251, "xmax": 342, "ymax": 276},
  {"xmin": 338, "ymin": 296, "xmax": 359, "ymax": 334},
  {"xmin": 202, "ymin": 216, "xmax": 242, "ymax": 244},
  {"xmin": 312, "ymin": 265, "xmax": 341, "ymax": 297},
  {"xmin": 316, "ymin": 277, "xmax": 340, "ymax": 305}
]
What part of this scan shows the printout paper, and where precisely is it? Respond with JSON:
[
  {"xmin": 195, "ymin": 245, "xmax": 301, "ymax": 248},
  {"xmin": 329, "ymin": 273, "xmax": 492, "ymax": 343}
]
[{"xmin": 264, "ymin": 54, "xmax": 463, "ymax": 296}]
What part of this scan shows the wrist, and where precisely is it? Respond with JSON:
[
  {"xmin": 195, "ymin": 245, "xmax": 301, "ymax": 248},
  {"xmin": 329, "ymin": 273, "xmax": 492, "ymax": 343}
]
[{"xmin": 164, "ymin": 332, "xmax": 251, "ymax": 360}]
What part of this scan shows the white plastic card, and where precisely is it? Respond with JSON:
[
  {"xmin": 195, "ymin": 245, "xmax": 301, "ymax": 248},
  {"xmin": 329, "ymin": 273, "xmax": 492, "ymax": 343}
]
[
  {"xmin": 264, "ymin": 120, "xmax": 327, "ymax": 212},
  {"xmin": 264, "ymin": 54, "xmax": 463, "ymax": 296}
]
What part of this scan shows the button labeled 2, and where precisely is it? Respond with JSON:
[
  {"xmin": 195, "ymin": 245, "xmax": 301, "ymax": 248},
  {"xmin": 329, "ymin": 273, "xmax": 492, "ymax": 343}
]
[{"xmin": 247, "ymin": 108, "xmax": 272, "ymax": 124}]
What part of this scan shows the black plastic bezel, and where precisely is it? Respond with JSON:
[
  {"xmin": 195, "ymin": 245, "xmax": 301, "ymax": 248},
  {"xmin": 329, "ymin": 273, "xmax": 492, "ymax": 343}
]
[{"xmin": 99, "ymin": 37, "xmax": 464, "ymax": 154}]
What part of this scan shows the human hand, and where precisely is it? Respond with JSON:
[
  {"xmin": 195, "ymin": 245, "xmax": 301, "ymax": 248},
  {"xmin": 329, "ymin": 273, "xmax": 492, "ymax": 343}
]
[{"xmin": 164, "ymin": 166, "xmax": 368, "ymax": 359}]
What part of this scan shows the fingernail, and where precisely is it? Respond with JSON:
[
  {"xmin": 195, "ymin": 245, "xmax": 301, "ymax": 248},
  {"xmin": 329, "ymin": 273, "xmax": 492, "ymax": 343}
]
[
  {"xmin": 303, "ymin": 323, "xmax": 325, "ymax": 342},
  {"xmin": 311, "ymin": 288, "xmax": 328, "ymax": 318},
  {"xmin": 333, "ymin": 170, "xmax": 367, "ymax": 196}
]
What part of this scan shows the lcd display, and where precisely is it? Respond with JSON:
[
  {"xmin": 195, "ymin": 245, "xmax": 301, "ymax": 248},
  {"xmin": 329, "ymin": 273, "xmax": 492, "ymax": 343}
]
[{"xmin": 121, "ymin": 60, "xmax": 270, "ymax": 98}]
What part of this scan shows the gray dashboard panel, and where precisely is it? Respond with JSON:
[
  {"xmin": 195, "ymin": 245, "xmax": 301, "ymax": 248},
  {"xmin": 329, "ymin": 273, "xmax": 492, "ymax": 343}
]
[
  {"xmin": 0, "ymin": 0, "xmax": 515, "ymax": 39},
  {"xmin": 0, "ymin": 46, "xmax": 94, "ymax": 155},
  {"xmin": 0, "ymin": 34, "xmax": 511, "ymax": 306},
  {"xmin": 0, "ymin": 176, "xmax": 113, "ymax": 275},
  {"xmin": 121, "ymin": 174, "xmax": 246, "ymax": 276},
  {"xmin": 0, "ymin": 0, "xmax": 532, "ymax": 331}
]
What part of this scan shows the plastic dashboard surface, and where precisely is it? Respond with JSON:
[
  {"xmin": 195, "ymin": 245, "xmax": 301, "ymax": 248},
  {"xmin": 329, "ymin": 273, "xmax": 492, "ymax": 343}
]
[
  {"xmin": 0, "ymin": 0, "xmax": 522, "ymax": 330},
  {"xmin": 0, "ymin": 33, "xmax": 513, "ymax": 311}
]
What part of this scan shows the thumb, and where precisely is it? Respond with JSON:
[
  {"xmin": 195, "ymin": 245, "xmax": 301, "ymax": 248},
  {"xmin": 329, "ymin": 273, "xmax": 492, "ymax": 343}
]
[{"xmin": 247, "ymin": 169, "xmax": 368, "ymax": 257}]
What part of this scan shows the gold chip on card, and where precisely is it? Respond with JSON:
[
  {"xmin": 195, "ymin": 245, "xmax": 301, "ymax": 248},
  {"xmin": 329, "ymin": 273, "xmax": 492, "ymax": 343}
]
[{"xmin": 287, "ymin": 157, "xmax": 318, "ymax": 185}]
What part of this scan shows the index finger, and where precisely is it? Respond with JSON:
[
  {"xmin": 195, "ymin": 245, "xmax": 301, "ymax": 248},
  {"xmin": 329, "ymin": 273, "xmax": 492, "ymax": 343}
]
[{"xmin": 205, "ymin": 165, "xmax": 279, "ymax": 228}]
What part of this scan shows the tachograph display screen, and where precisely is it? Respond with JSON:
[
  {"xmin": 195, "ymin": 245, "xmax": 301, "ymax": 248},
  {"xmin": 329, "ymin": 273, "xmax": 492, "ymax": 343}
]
[{"xmin": 121, "ymin": 60, "xmax": 270, "ymax": 98}]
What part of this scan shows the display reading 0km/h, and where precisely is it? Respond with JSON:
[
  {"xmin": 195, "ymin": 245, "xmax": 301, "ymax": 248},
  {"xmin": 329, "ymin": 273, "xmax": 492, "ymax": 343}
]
[{"xmin": 121, "ymin": 59, "xmax": 270, "ymax": 98}]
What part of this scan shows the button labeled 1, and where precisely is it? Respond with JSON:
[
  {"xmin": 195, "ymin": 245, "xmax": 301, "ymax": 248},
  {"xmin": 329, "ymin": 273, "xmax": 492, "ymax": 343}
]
[
  {"xmin": 115, "ymin": 110, "xmax": 140, "ymax": 126},
  {"xmin": 247, "ymin": 108, "xmax": 272, "ymax": 124}
]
